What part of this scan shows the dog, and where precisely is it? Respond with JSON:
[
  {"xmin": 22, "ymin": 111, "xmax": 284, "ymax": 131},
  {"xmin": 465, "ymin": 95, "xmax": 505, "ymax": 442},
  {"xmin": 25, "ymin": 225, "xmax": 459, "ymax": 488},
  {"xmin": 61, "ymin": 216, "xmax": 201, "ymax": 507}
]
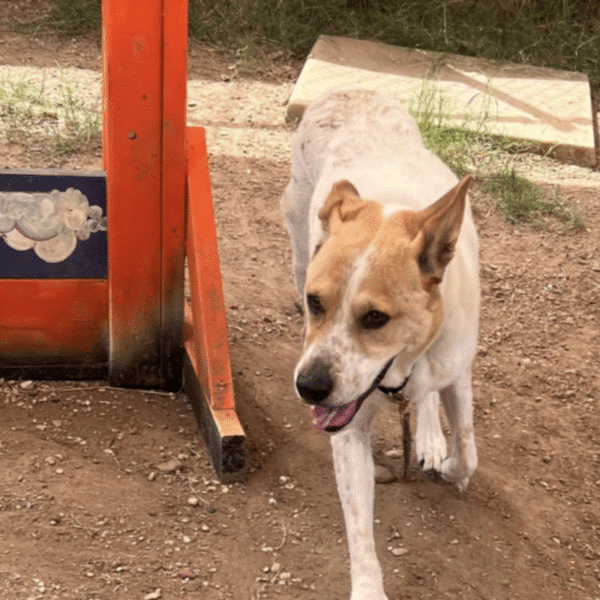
[{"xmin": 281, "ymin": 89, "xmax": 480, "ymax": 600}]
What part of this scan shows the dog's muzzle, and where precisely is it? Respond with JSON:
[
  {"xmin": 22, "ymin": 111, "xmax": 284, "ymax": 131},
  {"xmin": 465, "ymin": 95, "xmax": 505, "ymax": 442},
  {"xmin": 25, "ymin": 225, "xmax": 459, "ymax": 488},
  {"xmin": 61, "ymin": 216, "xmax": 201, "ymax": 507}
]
[
  {"xmin": 297, "ymin": 356, "xmax": 409, "ymax": 433},
  {"xmin": 295, "ymin": 357, "xmax": 334, "ymax": 405}
]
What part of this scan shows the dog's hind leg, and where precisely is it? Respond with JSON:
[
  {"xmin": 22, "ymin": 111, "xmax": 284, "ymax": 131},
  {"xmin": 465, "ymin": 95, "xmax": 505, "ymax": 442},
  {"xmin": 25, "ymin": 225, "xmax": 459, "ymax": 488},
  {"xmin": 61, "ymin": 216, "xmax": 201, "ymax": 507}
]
[
  {"xmin": 415, "ymin": 391, "xmax": 447, "ymax": 473},
  {"xmin": 439, "ymin": 368, "xmax": 478, "ymax": 491},
  {"xmin": 331, "ymin": 401, "xmax": 389, "ymax": 600}
]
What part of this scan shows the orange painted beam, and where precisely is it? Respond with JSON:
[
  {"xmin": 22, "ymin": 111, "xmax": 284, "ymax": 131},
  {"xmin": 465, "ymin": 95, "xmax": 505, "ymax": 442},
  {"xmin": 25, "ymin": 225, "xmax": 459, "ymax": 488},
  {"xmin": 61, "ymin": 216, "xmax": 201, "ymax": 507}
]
[
  {"xmin": 186, "ymin": 127, "xmax": 235, "ymax": 411},
  {"xmin": 184, "ymin": 301, "xmax": 245, "ymax": 481},
  {"xmin": 160, "ymin": 0, "xmax": 188, "ymax": 388},
  {"xmin": 0, "ymin": 279, "xmax": 108, "ymax": 362},
  {"xmin": 102, "ymin": 0, "xmax": 165, "ymax": 387}
]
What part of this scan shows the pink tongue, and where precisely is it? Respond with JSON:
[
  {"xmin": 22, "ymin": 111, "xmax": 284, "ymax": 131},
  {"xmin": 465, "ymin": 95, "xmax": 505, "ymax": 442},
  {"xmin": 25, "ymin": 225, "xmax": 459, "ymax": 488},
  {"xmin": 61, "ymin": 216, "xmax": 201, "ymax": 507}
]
[{"xmin": 311, "ymin": 401, "xmax": 359, "ymax": 431}]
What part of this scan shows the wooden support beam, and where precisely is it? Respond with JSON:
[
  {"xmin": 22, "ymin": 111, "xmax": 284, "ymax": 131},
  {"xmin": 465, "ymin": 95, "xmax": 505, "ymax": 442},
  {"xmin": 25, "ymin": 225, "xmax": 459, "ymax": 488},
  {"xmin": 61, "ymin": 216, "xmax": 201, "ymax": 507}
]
[
  {"xmin": 160, "ymin": 0, "xmax": 188, "ymax": 390},
  {"xmin": 184, "ymin": 127, "xmax": 246, "ymax": 482},
  {"xmin": 102, "ymin": 0, "xmax": 186, "ymax": 389}
]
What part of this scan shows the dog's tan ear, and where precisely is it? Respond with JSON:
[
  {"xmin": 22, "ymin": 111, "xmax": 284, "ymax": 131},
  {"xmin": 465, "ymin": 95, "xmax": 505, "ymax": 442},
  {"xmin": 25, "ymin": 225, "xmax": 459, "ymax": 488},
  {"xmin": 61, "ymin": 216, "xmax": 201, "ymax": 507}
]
[
  {"xmin": 412, "ymin": 175, "xmax": 471, "ymax": 283},
  {"xmin": 318, "ymin": 180, "xmax": 382, "ymax": 241},
  {"xmin": 318, "ymin": 180, "xmax": 362, "ymax": 235}
]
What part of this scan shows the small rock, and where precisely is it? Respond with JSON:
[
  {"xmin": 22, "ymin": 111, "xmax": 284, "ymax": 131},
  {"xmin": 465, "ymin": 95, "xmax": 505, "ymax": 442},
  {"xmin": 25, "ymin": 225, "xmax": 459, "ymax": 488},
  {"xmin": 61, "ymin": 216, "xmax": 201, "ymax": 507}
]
[
  {"xmin": 147, "ymin": 472, "xmax": 157, "ymax": 481},
  {"xmin": 385, "ymin": 449, "xmax": 402, "ymax": 459},
  {"xmin": 391, "ymin": 547, "xmax": 408, "ymax": 557},
  {"xmin": 156, "ymin": 459, "xmax": 182, "ymax": 473},
  {"xmin": 20, "ymin": 380, "xmax": 34, "ymax": 390},
  {"xmin": 375, "ymin": 465, "xmax": 396, "ymax": 484},
  {"xmin": 144, "ymin": 589, "xmax": 162, "ymax": 600},
  {"xmin": 182, "ymin": 535, "xmax": 191, "ymax": 544},
  {"xmin": 271, "ymin": 563, "xmax": 281, "ymax": 573},
  {"xmin": 187, "ymin": 497, "xmax": 199, "ymax": 506}
]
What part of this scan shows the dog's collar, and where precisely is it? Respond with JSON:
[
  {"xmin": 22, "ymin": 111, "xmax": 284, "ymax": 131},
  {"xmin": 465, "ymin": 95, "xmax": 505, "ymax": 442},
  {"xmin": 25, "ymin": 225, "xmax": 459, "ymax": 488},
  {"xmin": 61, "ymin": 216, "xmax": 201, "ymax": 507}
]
[
  {"xmin": 372, "ymin": 355, "xmax": 411, "ymax": 397},
  {"xmin": 323, "ymin": 356, "xmax": 410, "ymax": 433},
  {"xmin": 374, "ymin": 354, "xmax": 411, "ymax": 396},
  {"xmin": 323, "ymin": 356, "xmax": 397, "ymax": 433},
  {"xmin": 378, "ymin": 376, "xmax": 410, "ymax": 396}
]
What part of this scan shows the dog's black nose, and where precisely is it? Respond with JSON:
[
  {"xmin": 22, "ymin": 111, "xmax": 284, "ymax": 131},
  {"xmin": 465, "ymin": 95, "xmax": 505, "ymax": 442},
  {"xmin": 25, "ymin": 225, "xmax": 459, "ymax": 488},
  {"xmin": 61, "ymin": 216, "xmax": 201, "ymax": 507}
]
[{"xmin": 296, "ymin": 359, "xmax": 334, "ymax": 404}]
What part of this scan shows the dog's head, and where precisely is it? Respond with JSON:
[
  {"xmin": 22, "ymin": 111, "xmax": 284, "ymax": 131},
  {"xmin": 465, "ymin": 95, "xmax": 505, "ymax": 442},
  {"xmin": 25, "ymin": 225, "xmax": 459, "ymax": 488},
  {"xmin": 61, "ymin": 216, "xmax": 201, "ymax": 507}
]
[{"xmin": 295, "ymin": 176, "xmax": 471, "ymax": 432}]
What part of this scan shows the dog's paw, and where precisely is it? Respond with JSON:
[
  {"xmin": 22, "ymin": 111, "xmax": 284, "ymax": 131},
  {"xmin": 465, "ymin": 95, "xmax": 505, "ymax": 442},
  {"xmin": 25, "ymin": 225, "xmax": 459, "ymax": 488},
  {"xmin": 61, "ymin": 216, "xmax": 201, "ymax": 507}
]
[
  {"xmin": 439, "ymin": 453, "xmax": 477, "ymax": 491},
  {"xmin": 415, "ymin": 422, "xmax": 447, "ymax": 473}
]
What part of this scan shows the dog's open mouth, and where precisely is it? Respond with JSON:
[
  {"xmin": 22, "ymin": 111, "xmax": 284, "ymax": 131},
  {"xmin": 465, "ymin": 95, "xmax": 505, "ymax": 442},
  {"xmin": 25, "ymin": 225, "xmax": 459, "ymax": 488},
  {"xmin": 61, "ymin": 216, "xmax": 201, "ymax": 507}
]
[
  {"xmin": 309, "ymin": 358, "xmax": 410, "ymax": 434},
  {"xmin": 311, "ymin": 400, "xmax": 362, "ymax": 433}
]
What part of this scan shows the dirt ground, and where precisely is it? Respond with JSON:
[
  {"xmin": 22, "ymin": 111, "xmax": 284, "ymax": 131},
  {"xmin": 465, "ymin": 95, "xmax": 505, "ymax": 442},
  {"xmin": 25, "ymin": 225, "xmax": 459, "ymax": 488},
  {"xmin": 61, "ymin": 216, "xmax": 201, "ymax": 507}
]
[{"xmin": 1, "ymin": 14, "xmax": 600, "ymax": 600}]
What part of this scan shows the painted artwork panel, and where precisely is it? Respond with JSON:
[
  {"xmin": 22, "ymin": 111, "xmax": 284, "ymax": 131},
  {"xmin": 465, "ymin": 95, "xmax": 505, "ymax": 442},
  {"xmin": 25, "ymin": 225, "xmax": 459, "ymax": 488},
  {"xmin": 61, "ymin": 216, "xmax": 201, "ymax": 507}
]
[{"xmin": 0, "ymin": 169, "xmax": 107, "ymax": 279}]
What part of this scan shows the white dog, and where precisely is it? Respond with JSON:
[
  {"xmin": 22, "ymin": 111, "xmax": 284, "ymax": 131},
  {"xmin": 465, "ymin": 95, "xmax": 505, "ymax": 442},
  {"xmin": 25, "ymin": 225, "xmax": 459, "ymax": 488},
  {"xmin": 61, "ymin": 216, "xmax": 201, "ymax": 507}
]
[{"xmin": 281, "ymin": 89, "xmax": 480, "ymax": 600}]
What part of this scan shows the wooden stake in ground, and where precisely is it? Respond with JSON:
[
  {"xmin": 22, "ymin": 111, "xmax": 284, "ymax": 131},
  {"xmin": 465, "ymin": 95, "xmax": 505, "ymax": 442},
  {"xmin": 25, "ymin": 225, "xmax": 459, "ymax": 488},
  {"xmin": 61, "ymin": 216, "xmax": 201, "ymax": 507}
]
[
  {"xmin": 401, "ymin": 408, "xmax": 411, "ymax": 481},
  {"xmin": 389, "ymin": 391, "xmax": 411, "ymax": 480}
]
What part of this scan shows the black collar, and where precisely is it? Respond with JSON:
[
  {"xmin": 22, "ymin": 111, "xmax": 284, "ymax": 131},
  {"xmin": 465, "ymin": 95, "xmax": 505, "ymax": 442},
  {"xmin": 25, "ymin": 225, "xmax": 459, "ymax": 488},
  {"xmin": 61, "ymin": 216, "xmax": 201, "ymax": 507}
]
[
  {"xmin": 378, "ymin": 376, "xmax": 410, "ymax": 396},
  {"xmin": 324, "ymin": 356, "xmax": 398, "ymax": 433}
]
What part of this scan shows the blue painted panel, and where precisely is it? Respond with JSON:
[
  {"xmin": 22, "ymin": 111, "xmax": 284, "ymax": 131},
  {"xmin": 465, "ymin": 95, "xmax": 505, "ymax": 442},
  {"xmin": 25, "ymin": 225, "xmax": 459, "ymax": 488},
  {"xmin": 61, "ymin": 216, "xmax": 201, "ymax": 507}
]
[{"xmin": 0, "ymin": 169, "xmax": 107, "ymax": 279}]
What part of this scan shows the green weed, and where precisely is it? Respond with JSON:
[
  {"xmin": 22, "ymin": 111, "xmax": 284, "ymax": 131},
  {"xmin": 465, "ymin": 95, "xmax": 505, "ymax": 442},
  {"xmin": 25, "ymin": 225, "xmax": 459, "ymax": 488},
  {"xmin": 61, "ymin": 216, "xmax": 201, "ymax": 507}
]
[
  {"xmin": 5, "ymin": 1, "xmax": 599, "ymax": 89},
  {"xmin": 186, "ymin": 0, "xmax": 600, "ymax": 89},
  {"xmin": 485, "ymin": 168, "xmax": 585, "ymax": 229},
  {"xmin": 408, "ymin": 82, "xmax": 584, "ymax": 230},
  {"xmin": 0, "ymin": 73, "xmax": 101, "ymax": 164}
]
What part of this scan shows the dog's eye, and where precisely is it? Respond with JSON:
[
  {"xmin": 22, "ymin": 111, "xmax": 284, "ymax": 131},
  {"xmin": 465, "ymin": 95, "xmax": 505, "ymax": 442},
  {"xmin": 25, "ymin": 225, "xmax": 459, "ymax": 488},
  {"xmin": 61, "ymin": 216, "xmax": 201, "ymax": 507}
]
[
  {"xmin": 360, "ymin": 310, "xmax": 390, "ymax": 330},
  {"xmin": 306, "ymin": 294, "xmax": 323, "ymax": 316}
]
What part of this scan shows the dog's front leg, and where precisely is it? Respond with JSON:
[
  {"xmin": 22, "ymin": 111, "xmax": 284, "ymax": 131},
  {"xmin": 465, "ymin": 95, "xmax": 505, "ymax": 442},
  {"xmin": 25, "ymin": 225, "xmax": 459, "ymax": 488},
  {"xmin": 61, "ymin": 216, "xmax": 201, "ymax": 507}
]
[
  {"xmin": 331, "ymin": 412, "xmax": 388, "ymax": 600},
  {"xmin": 439, "ymin": 368, "xmax": 478, "ymax": 491}
]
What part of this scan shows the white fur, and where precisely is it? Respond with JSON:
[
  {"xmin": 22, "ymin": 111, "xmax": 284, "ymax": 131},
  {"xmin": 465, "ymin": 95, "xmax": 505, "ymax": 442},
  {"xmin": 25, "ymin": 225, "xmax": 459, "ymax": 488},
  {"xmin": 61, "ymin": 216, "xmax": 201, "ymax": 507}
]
[{"xmin": 282, "ymin": 89, "xmax": 480, "ymax": 600}]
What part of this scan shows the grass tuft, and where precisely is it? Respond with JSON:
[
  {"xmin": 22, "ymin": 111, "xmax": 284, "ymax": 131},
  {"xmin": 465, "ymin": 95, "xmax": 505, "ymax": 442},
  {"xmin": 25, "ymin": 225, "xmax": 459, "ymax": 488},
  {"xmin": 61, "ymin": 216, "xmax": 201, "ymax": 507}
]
[
  {"xmin": 0, "ymin": 73, "xmax": 101, "ymax": 165},
  {"xmin": 408, "ymin": 82, "xmax": 585, "ymax": 230},
  {"xmin": 5, "ymin": 1, "xmax": 600, "ymax": 90},
  {"xmin": 44, "ymin": 0, "xmax": 101, "ymax": 37},
  {"xmin": 485, "ymin": 169, "xmax": 585, "ymax": 229},
  {"xmin": 186, "ymin": 0, "xmax": 600, "ymax": 89}
]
